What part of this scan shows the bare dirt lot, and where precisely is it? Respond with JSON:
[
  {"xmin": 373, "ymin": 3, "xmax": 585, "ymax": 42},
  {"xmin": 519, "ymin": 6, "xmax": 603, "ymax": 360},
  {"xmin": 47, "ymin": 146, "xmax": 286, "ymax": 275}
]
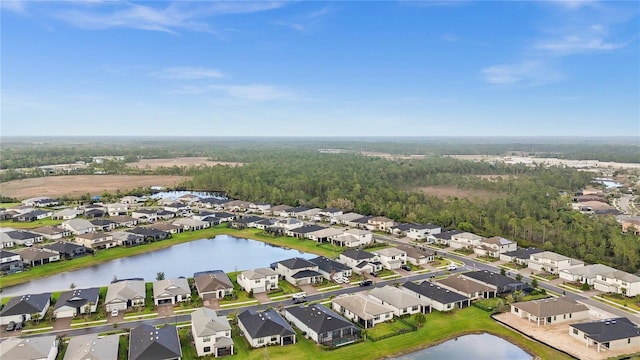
[
  {"xmin": 495, "ymin": 309, "xmax": 640, "ymax": 360},
  {"xmin": 413, "ymin": 186, "xmax": 503, "ymax": 201},
  {"xmin": 127, "ymin": 157, "xmax": 243, "ymax": 169},
  {"xmin": 1, "ymin": 175, "xmax": 189, "ymax": 200}
]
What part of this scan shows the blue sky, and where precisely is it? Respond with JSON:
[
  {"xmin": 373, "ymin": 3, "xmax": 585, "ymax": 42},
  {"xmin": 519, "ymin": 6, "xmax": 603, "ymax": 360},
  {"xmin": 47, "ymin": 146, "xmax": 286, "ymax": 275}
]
[{"xmin": 2, "ymin": 0, "xmax": 638, "ymax": 137}]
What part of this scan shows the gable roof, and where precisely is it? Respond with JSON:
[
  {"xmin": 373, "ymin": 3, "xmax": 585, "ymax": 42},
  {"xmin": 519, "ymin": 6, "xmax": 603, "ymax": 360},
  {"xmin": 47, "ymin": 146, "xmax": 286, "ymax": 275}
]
[
  {"xmin": 129, "ymin": 324, "xmax": 182, "ymax": 360},
  {"xmin": 194, "ymin": 271, "xmax": 233, "ymax": 293},
  {"xmin": 571, "ymin": 317, "xmax": 640, "ymax": 342},
  {"xmin": 462, "ymin": 270, "xmax": 524, "ymax": 289},
  {"xmin": 0, "ymin": 335, "xmax": 57, "ymax": 360},
  {"xmin": 502, "ymin": 247, "xmax": 543, "ymax": 260},
  {"xmin": 0, "ymin": 292, "xmax": 51, "ymax": 316},
  {"xmin": 105, "ymin": 280, "xmax": 145, "ymax": 304},
  {"xmin": 513, "ymin": 296, "xmax": 589, "ymax": 318},
  {"xmin": 341, "ymin": 249, "xmax": 375, "ymax": 261},
  {"xmin": 369, "ymin": 285, "xmax": 426, "ymax": 309},
  {"xmin": 309, "ymin": 256, "xmax": 351, "ymax": 274},
  {"xmin": 286, "ymin": 304, "xmax": 355, "ymax": 334},
  {"xmin": 153, "ymin": 278, "xmax": 190, "ymax": 298},
  {"xmin": 241, "ymin": 267, "xmax": 278, "ymax": 280},
  {"xmin": 55, "ymin": 287, "xmax": 100, "ymax": 311},
  {"xmin": 191, "ymin": 308, "xmax": 231, "ymax": 337},
  {"xmin": 333, "ymin": 294, "xmax": 393, "ymax": 320},
  {"xmin": 63, "ymin": 333, "xmax": 119, "ymax": 360},
  {"xmin": 238, "ymin": 309, "xmax": 295, "ymax": 339},
  {"xmin": 402, "ymin": 281, "xmax": 468, "ymax": 304},
  {"xmin": 278, "ymin": 257, "xmax": 316, "ymax": 270},
  {"xmin": 436, "ymin": 275, "xmax": 494, "ymax": 295},
  {"xmin": 432, "ymin": 230, "xmax": 464, "ymax": 240},
  {"xmin": 44, "ymin": 241, "xmax": 88, "ymax": 255},
  {"xmin": 397, "ymin": 244, "xmax": 434, "ymax": 260}
]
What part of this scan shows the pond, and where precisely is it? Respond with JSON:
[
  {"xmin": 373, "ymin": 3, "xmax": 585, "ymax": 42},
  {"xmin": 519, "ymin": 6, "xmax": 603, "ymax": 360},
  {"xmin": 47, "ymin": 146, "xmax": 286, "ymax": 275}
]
[
  {"xmin": 150, "ymin": 190, "xmax": 224, "ymax": 199},
  {"xmin": 2, "ymin": 235, "xmax": 314, "ymax": 297},
  {"xmin": 391, "ymin": 333, "xmax": 532, "ymax": 360}
]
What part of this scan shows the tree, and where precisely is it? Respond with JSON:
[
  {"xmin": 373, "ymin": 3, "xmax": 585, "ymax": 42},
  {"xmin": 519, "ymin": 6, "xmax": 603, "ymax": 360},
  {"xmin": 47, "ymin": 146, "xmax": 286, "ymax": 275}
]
[
  {"xmin": 31, "ymin": 312, "xmax": 41, "ymax": 324},
  {"xmin": 156, "ymin": 272, "xmax": 165, "ymax": 281},
  {"xmin": 414, "ymin": 313, "xmax": 426, "ymax": 328},
  {"xmin": 500, "ymin": 268, "xmax": 506, "ymax": 276},
  {"xmin": 83, "ymin": 302, "xmax": 94, "ymax": 320},
  {"xmin": 531, "ymin": 278, "xmax": 538, "ymax": 289},
  {"xmin": 516, "ymin": 274, "xmax": 522, "ymax": 281},
  {"xmin": 70, "ymin": 283, "xmax": 76, "ymax": 289}
]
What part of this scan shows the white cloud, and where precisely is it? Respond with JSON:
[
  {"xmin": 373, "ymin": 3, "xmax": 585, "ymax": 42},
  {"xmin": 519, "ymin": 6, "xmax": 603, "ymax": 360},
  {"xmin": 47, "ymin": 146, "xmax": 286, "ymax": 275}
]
[
  {"xmin": 275, "ymin": 21, "xmax": 306, "ymax": 32},
  {"xmin": 1, "ymin": 0, "xmax": 27, "ymax": 13},
  {"xmin": 535, "ymin": 34, "xmax": 626, "ymax": 55},
  {"xmin": 155, "ymin": 67, "xmax": 225, "ymax": 80},
  {"xmin": 547, "ymin": 0, "xmax": 599, "ymax": 10},
  {"xmin": 173, "ymin": 84, "xmax": 294, "ymax": 101},
  {"xmin": 481, "ymin": 61, "xmax": 563, "ymax": 86}
]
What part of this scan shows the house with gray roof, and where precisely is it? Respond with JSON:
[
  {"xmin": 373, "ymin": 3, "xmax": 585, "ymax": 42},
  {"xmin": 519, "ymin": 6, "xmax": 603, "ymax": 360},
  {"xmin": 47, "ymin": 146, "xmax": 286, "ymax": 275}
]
[
  {"xmin": 559, "ymin": 264, "xmax": 618, "ymax": 286},
  {"xmin": 191, "ymin": 308, "xmax": 233, "ymax": 357},
  {"xmin": 104, "ymin": 279, "xmax": 145, "ymax": 312},
  {"xmin": 194, "ymin": 271, "xmax": 234, "ymax": 299},
  {"xmin": 499, "ymin": 247, "xmax": 543, "ymax": 265},
  {"xmin": 309, "ymin": 256, "xmax": 352, "ymax": 281},
  {"xmin": 511, "ymin": 296, "xmax": 589, "ymax": 326},
  {"xmin": 402, "ymin": 281, "xmax": 469, "ymax": 312},
  {"xmin": 474, "ymin": 236, "xmax": 517, "ymax": 258},
  {"xmin": 0, "ymin": 335, "xmax": 58, "ymax": 360},
  {"xmin": 275, "ymin": 257, "xmax": 323, "ymax": 286},
  {"xmin": 63, "ymin": 334, "xmax": 119, "ymax": 360},
  {"xmin": 238, "ymin": 309, "xmax": 296, "ymax": 348},
  {"xmin": 43, "ymin": 241, "xmax": 90, "ymax": 259},
  {"xmin": 0, "ymin": 292, "xmax": 51, "ymax": 325},
  {"xmin": 368, "ymin": 285, "xmax": 429, "ymax": 316},
  {"xmin": 14, "ymin": 209, "xmax": 53, "ymax": 222},
  {"xmin": 332, "ymin": 293, "xmax": 395, "ymax": 329},
  {"xmin": 593, "ymin": 269, "xmax": 640, "ymax": 297},
  {"xmin": 153, "ymin": 278, "xmax": 191, "ymax": 306},
  {"xmin": 429, "ymin": 229, "xmax": 464, "ymax": 246},
  {"xmin": 20, "ymin": 247, "xmax": 61, "ymax": 267},
  {"xmin": 2, "ymin": 230, "xmax": 43, "ymax": 246},
  {"xmin": 90, "ymin": 219, "xmax": 117, "ymax": 232},
  {"xmin": 339, "ymin": 249, "xmax": 379, "ymax": 273},
  {"xmin": 284, "ymin": 304, "xmax": 361, "ymax": 347},
  {"xmin": 52, "ymin": 208, "xmax": 82, "ymax": 220},
  {"xmin": 330, "ymin": 212, "xmax": 365, "ymax": 226},
  {"xmin": 397, "ymin": 244, "xmax": 435, "ymax": 266},
  {"xmin": 129, "ymin": 324, "xmax": 182, "ymax": 360},
  {"xmin": 528, "ymin": 251, "xmax": 584, "ymax": 274},
  {"xmin": 237, "ymin": 267, "xmax": 279, "ymax": 294},
  {"xmin": 54, "ymin": 287, "xmax": 99, "ymax": 319},
  {"xmin": 437, "ymin": 275, "xmax": 496, "ymax": 300},
  {"xmin": 111, "ymin": 231, "xmax": 145, "ymax": 247},
  {"xmin": 569, "ymin": 317, "xmax": 640, "ymax": 353},
  {"xmin": 62, "ymin": 218, "xmax": 96, "ymax": 235},
  {"xmin": 32, "ymin": 225, "xmax": 70, "ymax": 240},
  {"xmin": 373, "ymin": 247, "xmax": 407, "ymax": 270},
  {"xmin": 462, "ymin": 270, "xmax": 525, "ymax": 294},
  {"xmin": 0, "ymin": 249, "xmax": 23, "ymax": 272}
]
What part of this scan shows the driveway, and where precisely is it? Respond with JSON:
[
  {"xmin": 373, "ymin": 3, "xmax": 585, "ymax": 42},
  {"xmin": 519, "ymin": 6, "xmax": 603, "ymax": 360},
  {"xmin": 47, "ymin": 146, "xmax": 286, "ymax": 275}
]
[
  {"xmin": 203, "ymin": 298, "xmax": 220, "ymax": 310},
  {"xmin": 253, "ymin": 292, "xmax": 271, "ymax": 303},
  {"xmin": 157, "ymin": 305, "xmax": 174, "ymax": 318},
  {"xmin": 299, "ymin": 284, "xmax": 319, "ymax": 295},
  {"xmin": 53, "ymin": 317, "xmax": 72, "ymax": 331}
]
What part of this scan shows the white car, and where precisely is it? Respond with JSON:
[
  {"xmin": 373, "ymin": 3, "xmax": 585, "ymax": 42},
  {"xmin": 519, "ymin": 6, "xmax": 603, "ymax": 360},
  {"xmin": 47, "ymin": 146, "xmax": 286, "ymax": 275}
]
[
  {"xmin": 446, "ymin": 264, "xmax": 458, "ymax": 271},
  {"xmin": 111, "ymin": 308, "xmax": 119, "ymax": 317},
  {"xmin": 339, "ymin": 277, "xmax": 350, "ymax": 284}
]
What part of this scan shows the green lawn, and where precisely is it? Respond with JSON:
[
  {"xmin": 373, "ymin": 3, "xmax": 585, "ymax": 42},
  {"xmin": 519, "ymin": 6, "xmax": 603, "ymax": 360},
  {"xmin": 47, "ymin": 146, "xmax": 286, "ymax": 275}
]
[
  {"xmin": 599, "ymin": 293, "xmax": 640, "ymax": 312},
  {"xmin": 367, "ymin": 318, "xmax": 414, "ymax": 338},
  {"xmin": 0, "ymin": 218, "xmax": 63, "ymax": 229},
  {"xmin": 225, "ymin": 307, "xmax": 571, "ymax": 360}
]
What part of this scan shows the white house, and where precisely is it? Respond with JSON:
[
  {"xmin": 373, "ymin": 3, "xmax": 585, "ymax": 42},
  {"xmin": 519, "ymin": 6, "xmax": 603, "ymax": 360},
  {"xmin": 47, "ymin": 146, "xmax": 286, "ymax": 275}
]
[
  {"xmin": 449, "ymin": 232, "xmax": 484, "ymax": 250},
  {"xmin": 368, "ymin": 285, "xmax": 427, "ymax": 316},
  {"xmin": 407, "ymin": 223, "xmax": 442, "ymax": 240},
  {"xmin": 153, "ymin": 278, "xmax": 192, "ymax": 306},
  {"xmin": 593, "ymin": 270, "xmax": 640, "ymax": 297},
  {"xmin": 275, "ymin": 257, "xmax": 323, "ymax": 286},
  {"xmin": 559, "ymin": 264, "xmax": 617, "ymax": 286},
  {"xmin": 61, "ymin": 218, "xmax": 96, "ymax": 235},
  {"xmin": 333, "ymin": 228, "xmax": 373, "ymax": 247},
  {"xmin": 332, "ymin": 293, "xmax": 395, "ymax": 329},
  {"xmin": 0, "ymin": 335, "xmax": 58, "ymax": 360},
  {"xmin": 191, "ymin": 308, "xmax": 234, "ymax": 358},
  {"xmin": 528, "ymin": 251, "xmax": 584, "ymax": 274},
  {"xmin": 106, "ymin": 203, "xmax": 128, "ymax": 216},
  {"xmin": 474, "ymin": 236, "xmax": 517, "ymax": 258},
  {"xmin": 373, "ymin": 247, "xmax": 407, "ymax": 270},
  {"xmin": 104, "ymin": 280, "xmax": 145, "ymax": 312},
  {"xmin": 53, "ymin": 287, "xmax": 100, "ymax": 319},
  {"xmin": 339, "ymin": 249, "xmax": 382, "ymax": 274},
  {"xmin": 238, "ymin": 309, "xmax": 296, "ymax": 348},
  {"xmin": 237, "ymin": 267, "xmax": 279, "ymax": 294},
  {"xmin": 51, "ymin": 209, "xmax": 82, "ymax": 220}
]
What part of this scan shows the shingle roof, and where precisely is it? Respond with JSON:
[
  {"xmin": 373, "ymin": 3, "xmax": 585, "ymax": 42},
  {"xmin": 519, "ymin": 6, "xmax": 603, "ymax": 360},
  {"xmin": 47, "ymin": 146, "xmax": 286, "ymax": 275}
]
[
  {"xmin": 153, "ymin": 278, "xmax": 190, "ymax": 298},
  {"xmin": 462, "ymin": 270, "xmax": 524, "ymax": 289},
  {"xmin": 402, "ymin": 281, "xmax": 468, "ymax": 304},
  {"xmin": 341, "ymin": 249, "xmax": 375, "ymax": 261},
  {"xmin": 54, "ymin": 287, "xmax": 100, "ymax": 311},
  {"xmin": 105, "ymin": 280, "xmax": 145, "ymax": 304},
  {"xmin": 333, "ymin": 294, "xmax": 393, "ymax": 320},
  {"xmin": 309, "ymin": 256, "xmax": 351, "ymax": 274},
  {"xmin": 502, "ymin": 247, "xmax": 543, "ymax": 260},
  {"xmin": 291, "ymin": 269, "xmax": 322, "ymax": 279},
  {"xmin": 286, "ymin": 304, "xmax": 355, "ymax": 334},
  {"xmin": 194, "ymin": 272, "xmax": 233, "ymax": 293},
  {"xmin": 513, "ymin": 296, "xmax": 589, "ymax": 318},
  {"xmin": 129, "ymin": 324, "xmax": 182, "ymax": 360},
  {"xmin": 0, "ymin": 335, "xmax": 57, "ymax": 359},
  {"xmin": 63, "ymin": 333, "xmax": 119, "ymax": 360},
  {"xmin": 278, "ymin": 257, "xmax": 316, "ymax": 270},
  {"xmin": 432, "ymin": 230, "xmax": 464, "ymax": 240},
  {"xmin": 0, "ymin": 292, "xmax": 51, "ymax": 316},
  {"xmin": 238, "ymin": 309, "xmax": 295, "ymax": 339},
  {"xmin": 241, "ymin": 267, "xmax": 278, "ymax": 280},
  {"xmin": 44, "ymin": 241, "xmax": 88, "ymax": 255},
  {"xmin": 369, "ymin": 286, "xmax": 426, "ymax": 309},
  {"xmin": 191, "ymin": 308, "xmax": 231, "ymax": 337},
  {"xmin": 571, "ymin": 318, "xmax": 640, "ymax": 343}
]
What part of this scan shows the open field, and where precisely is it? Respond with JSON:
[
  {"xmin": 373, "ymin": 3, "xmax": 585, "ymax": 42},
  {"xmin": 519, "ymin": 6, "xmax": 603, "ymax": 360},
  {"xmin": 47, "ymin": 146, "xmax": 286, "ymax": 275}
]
[
  {"xmin": 412, "ymin": 186, "xmax": 503, "ymax": 201},
  {"xmin": 127, "ymin": 157, "xmax": 243, "ymax": 169},
  {"xmin": 0, "ymin": 175, "xmax": 188, "ymax": 199}
]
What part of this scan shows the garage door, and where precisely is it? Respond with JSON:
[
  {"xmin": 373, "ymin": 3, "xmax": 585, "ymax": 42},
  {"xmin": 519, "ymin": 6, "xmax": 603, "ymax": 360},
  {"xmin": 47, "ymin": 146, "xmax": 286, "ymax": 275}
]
[{"xmin": 55, "ymin": 309, "xmax": 76, "ymax": 319}]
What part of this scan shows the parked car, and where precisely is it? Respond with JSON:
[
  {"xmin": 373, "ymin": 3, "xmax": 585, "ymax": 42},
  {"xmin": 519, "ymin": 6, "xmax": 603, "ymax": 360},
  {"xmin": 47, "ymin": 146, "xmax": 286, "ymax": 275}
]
[
  {"xmin": 292, "ymin": 292, "xmax": 307, "ymax": 304},
  {"xmin": 370, "ymin": 271, "xmax": 379, "ymax": 277},
  {"xmin": 339, "ymin": 277, "xmax": 349, "ymax": 284},
  {"xmin": 401, "ymin": 265, "xmax": 412, "ymax": 271},
  {"xmin": 111, "ymin": 308, "xmax": 119, "ymax": 317},
  {"xmin": 359, "ymin": 280, "xmax": 373, "ymax": 287},
  {"xmin": 6, "ymin": 321, "xmax": 16, "ymax": 331},
  {"xmin": 446, "ymin": 264, "xmax": 458, "ymax": 271}
]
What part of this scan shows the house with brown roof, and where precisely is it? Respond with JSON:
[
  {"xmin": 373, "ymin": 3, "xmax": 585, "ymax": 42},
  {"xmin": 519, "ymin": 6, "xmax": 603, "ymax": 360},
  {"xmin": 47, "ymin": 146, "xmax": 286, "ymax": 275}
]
[
  {"xmin": 109, "ymin": 215, "xmax": 138, "ymax": 228},
  {"xmin": 75, "ymin": 232, "xmax": 117, "ymax": 249},
  {"xmin": 474, "ymin": 236, "xmax": 517, "ymax": 258},
  {"xmin": 437, "ymin": 275, "xmax": 495, "ymax": 300},
  {"xmin": 332, "ymin": 293, "xmax": 395, "ymax": 329},
  {"xmin": 149, "ymin": 222, "xmax": 183, "ymax": 234},
  {"xmin": 194, "ymin": 271, "xmax": 234, "ymax": 299},
  {"xmin": 32, "ymin": 226, "xmax": 71, "ymax": 240},
  {"xmin": 367, "ymin": 216, "xmax": 394, "ymax": 231},
  {"xmin": 511, "ymin": 296, "xmax": 589, "ymax": 326},
  {"xmin": 20, "ymin": 247, "xmax": 60, "ymax": 267},
  {"xmin": 397, "ymin": 244, "xmax": 435, "ymax": 266}
]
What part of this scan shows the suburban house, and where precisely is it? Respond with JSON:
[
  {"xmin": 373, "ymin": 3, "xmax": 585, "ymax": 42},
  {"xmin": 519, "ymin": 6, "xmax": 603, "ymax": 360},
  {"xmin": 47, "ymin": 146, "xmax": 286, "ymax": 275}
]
[
  {"xmin": 249, "ymin": 202, "xmax": 271, "ymax": 214},
  {"xmin": 0, "ymin": 335, "xmax": 58, "ymax": 360},
  {"xmin": 373, "ymin": 247, "xmax": 407, "ymax": 270},
  {"xmin": 194, "ymin": 271, "xmax": 234, "ymax": 299},
  {"xmin": 192, "ymin": 210, "xmax": 216, "ymax": 221},
  {"xmin": 153, "ymin": 278, "xmax": 192, "ymax": 306},
  {"xmin": 177, "ymin": 194, "xmax": 200, "ymax": 204},
  {"xmin": 191, "ymin": 308, "xmax": 234, "ymax": 357},
  {"xmin": 332, "ymin": 293, "xmax": 395, "ymax": 329},
  {"xmin": 297, "ymin": 208, "xmax": 322, "ymax": 221},
  {"xmin": 528, "ymin": 251, "xmax": 585, "ymax": 274},
  {"xmin": 268, "ymin": 204, "xmax": 294, "ymax": 217},
  {"xmin": 238, "ymin": 309, "xmax": 296, "ymax": 348},
  {"xmin": 474, "ymin": 236, "xmax": 517, "ymax": 258},
  {"xmin": 83, "ymin": 208, "xmax": 105, "ymax": 219},
  {"xmin": 0, "ymin": 292, "xmax": 51, "ymax": 325},
  {"xmin": 569, "ymin": 317, "xmax": 640, "ymax": 353},
  {"xmin": 286, "ymin": 224, "xmax": 325, "ymax": 239},
  {"xmin": 559, "ymin": 264, "xmax": 618, "ymax": 286},
  {"xmin": 499, "ymin": 247, "xmax": 544, "ymax": 266},
  {"xmin": 436, "ymin": 275, "xmax": 496, "ymax": 300},
  {"xmin": 20, "ymin": 247, "xmax": 61, "ymax": 267},
  {"xmin": 0, "ymin": 249, "xmax": 23, "ymax": 272},
  {"xmin": 14, "ymin": 209, "xmax": 53, "ymax": 222},
  {"xmin": 330, "ymin": 212, "xmax": 365, "ymax": 226},
  {"xmin": 52, "ymin": 208, "xmax": 82, "ymax": 220},
  {"xmin": 351, "ymin": 216, "xmax": 372, "ymax": 229},
  {"xmin": 53, "ymin": 287, "xmax": 100, "ymax": 319},
  {"xmin": 237, "ymin": 267, "xmax": 279, "ymax": 294},
  {"xmin": 63, "ymin": 333, "xmax": 119, "ymax": 360},
  {"xmin": 275, "ymin": 257, "xmax": 323, "ymax": 286},
  {"xmin": 131, "ymin": 209, "xmax": 158, "ymax": 223},
  {"xmin": 104, "ymin": 279, "xmax": 146, "ymax": 312},
  {"xmin": 121, "ymin": 195, "xmax": 144, "ymax": 204},
  {"xmin": 149, "ymin": 222, "xmax": 183, "ymax": 234},
  {"xmin": 223, "ymin": 200, "xmax": 253, "ymax": 212},
  {"xmin": 109, "ymin": 215, "xmax": 138, "ymax": 228},
  {"xmin": 367, "ymin": 216, "xmax": 394, "ymax": 231},
  {"xmin": 229, "ymin": 216, "xmax": 264, "ymax": 229},
  {"xmin": 111, "ymin": 231, "xmax": 145, "ymax": 247},
  {"xmin": 157, "ymin": 210, "xmax": 177, "ymax": 220},
  {"xmin": 333, "ymin": 228, "xmax": 373, "ymax": 247},
  {"xmin": 164, "ymin": 202, "xmax": 191, "ymax": 216},
  {"xmin": 461, "ymin": 270, "xmax": 525, "ymax": 295},
  {"xmin": 319, "ymin": 208, "xmax": 343, "ymax": 219},
  {"xmin": 389, "ymin": 223, "xmax": 412, "ymax": 237},
  {"xmin": 0, "ymin": 232, "xmax": 15, "ymax": 249},
  {"xmin": 106, "ymin": 203, "xmax": 128, "ymax": 216},
  {"xmin": 339, "ymin": 249, "xmax": 382, "ymax": 274},
  {"xmin": 129, "ymin": 324, "xmax": 182, "ymax": 360},
  {"xmin": 195, "ymin": 198, "xmax": 227, "ymax": 209},
  {"xmin": 593, "ymin": 269, "xmax": 640, "ymax": 297},
  {"xmin": 128, "ymin": 227, "xmax": 170, "ymax": 241},
  {"xmin": 511, "ymin": 297, "xmax": 589, "ymax": 326},
  {"xmin": 43, "ymin": 241, "xmax": 90, "ymax": 259},
  {"xmin": 397, "ymin": 244, "xmax": 435, "ymax": 266},
  {"xmin": 272, "ymin": 218, "xmax": 304, "ymax": 231},
  {"xmin": 62, "ymin": 218, "xmax": 96, "ymax": 235},
  {"xmin": 2, "ymin": 230, "xmax": 44, "ymax": 246},
  {"xmin": 430, "ymin": 229, "xmax": 464, "ymax": 246},
  {"xmin": 309, "ymin": 256, "xmax": 352, "ymax": 281},
  {"xmin": 23, "ymin": 196, "xmax": 59, "ymax": 207},
  {"xmin": 284, "ymin": 206, "xmax": 309, "ymax": 218},
  {"xmin": 75, "ymin": 232, "xmax": 117, "ymax": 249},
  {"xmin": 402, "ymin": 281, "xmax": 469, "ymax": 312},
  {"xmin": 209, "ymin": 212, "xmax": 236, "ymax": 223},
  {"xmin": 368, "ymin": 285, "xmax": 428, "ymax": 316},
  {"xmin": 306, "ymin": 227, "xmax": 344, "ymax": 243},
  {"xmin": 90, "ymin": 219, "xmax": 117, "ymax": 232},
  {"xmin": 172, "ymin": 218, "xmax": 210, "ymax": 231},
  {"xmin": 406, "ymin": 223, "xmax": 442, "ymax": 240},
  {"xmin": 284, "ymin": 304, "xmax": 361, "ymax": 347},
  {"xmin": 32, "ymin": 226, "xmax": 71, "ymax": 240},
  {"xmin": 449, "ymin": 232, "xmax": 484, "ymax": 250}
]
